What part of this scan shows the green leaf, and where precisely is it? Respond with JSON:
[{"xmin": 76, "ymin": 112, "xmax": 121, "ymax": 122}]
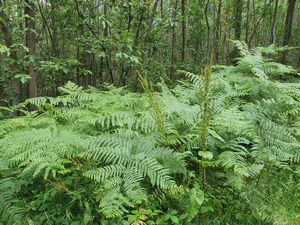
[
  {"xmin": 83, "ymin": 202, "xmax": 92, "ymax": 224},
  {"xmin": 186, "ymin": 186, "xmax": 204, "ymax": 221},
  {"xmin": 200, "ymin": 206, "xmax": 214, "ymax": 214},
  {"xmin": 0, "ymin": 44, "xmax": 10, "ymax": 56},
  {"xmin": 15, "ymin": 73, "xmax": 31, "ymax": 84},
  {"xmin": 62, "ymin": 68, "xmax": 69, "ymax": 74},
  {"xmin": 170, "ymin": 216, "xmax": 179, "ymax": 224},
  {"xmin": 198, "ymin": 151, "xmax": 213, "ymax": 160},
  {"xmin": 209, "ymin": 129, "xmax": 225, "ymax": 142},
  {"xmin": 224, "ymin": 173, "xmax": 244, "ymax": 190}
]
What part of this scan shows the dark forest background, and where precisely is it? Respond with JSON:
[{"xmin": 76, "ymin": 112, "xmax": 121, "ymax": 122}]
[{"xmin": 0, "ymin": 0, "xmax": 299, "ymax": 104}]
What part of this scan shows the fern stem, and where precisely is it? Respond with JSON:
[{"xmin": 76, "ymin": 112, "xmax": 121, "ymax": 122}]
[
  {"xmin": 199, "ymin": 66, "xmax": 212, "ymax": 190},
  {"xmin": 137, "ymin": 71, "xmax": 168, "ymax": 142}
]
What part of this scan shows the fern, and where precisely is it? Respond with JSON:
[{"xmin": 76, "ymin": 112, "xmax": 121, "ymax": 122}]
[
  {"xmin": 1, "ymin": 41, "xmax": 300, "ymax": 224},
  {"xmin": 0, "ymin": 177, "xmax": 27, "ymax": 225}
]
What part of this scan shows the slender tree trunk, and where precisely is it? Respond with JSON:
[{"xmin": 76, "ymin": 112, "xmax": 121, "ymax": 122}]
[
  {"xmin": 281, "ymin": 0, "xmax": 296, "ymax": 64},
  {"xmin": 103, "ymin": 2, "xmax": 109, "ymax": 40},
  {"xmin": 147, "ymin": 0, "xmax": 159, "ymax": 34},
  {"xmin": 0, "ymin": 34, "xmax": 3, "ymax": 92},
  {"xmin": 38, "ymin": 2, "xmax": 58, "ymax": 56},
  {"xmin": 193, "ymin": 0, "xmax": 204, "ymax": 64},
  {"xmin": 215, "ymin": 0, "xmax": 222, "ymax": 63},
  {"xmin": 103, "ymin": 2, "xmax": 114, "ymax": 83},
  {"xmin": 231, "ymin": 0, "xmax": 245, "ymax": 63},
  {"xmin": 127, "ymin": 0, "xmax": 133, "ymax": 31},
  {"xmin": 181, "ymin": 0, "xmax": 187, "ymax": 62},
  {"xmin": 76, "ymin": 45, "xmax": 81, "ymax": 85},
  {"xmin": 245, "ymin": 0, "xmax": 250, "ymax": 43},
  {"xmin": 171, "ymin": 0, "xmax": 179, "ymax": 77},
  {"xmin": 270, "ymin": 0, "xmax": 279, "ymax": 44},
  {"xmin": 147, "ymin": 0, "xmax": 162, "ymax": 66},
  {"xmin": 0, "ymin": 83, "xmax": 4, "ymax": 106},
  {"xmin": 234, "ymin": 0, "xmax": 243, "ymax": 40},
  {"xmin": 49, "ymin": 0, "xmax": 59, "ymax": 57},
  {"xmin": 25, "ymin": 0, "xmax": 37, "ymax": 99},
  {"xmin": 161, "ymin": 0, "xmax": 163, "ymax": 18}
]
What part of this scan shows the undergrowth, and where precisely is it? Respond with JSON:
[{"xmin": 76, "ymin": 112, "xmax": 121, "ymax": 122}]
[{"xmin": 0, "ymin": 41, "xmax": 300, "ymax": 225}]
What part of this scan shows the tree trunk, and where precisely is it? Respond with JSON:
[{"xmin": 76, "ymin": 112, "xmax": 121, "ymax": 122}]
[
  {"xmin": 270, "ymin": 0, "xmax": 279, "ymax": 44},
  {"xmin": 215, "ymin": 0, "xmax": 222, "ymax": 63},
  {"xmin": 181, "ymin": 0, "xmax": 187, "ymax": 62},
  {"xmin": 161, "ymin": 0, "xmax": 163, "ymax": 18},
  {"xmin": 234, "ymin": 0, "xmax": 243, "ymax": 40},
  {"xmin": 103, "ymin": 2, "xmax": 114, "ymax": 83},
  {"xmin": 204, "ymin": 0, "xmax": 210, "ymax": 62},
  {"xmin": 281, "ymin": 0, "xmax": 296, "ymax": 64},
  {"xmin": 171, "ymin": 0, "xmax": 179, "ymax": 77},
  {"xmin": 38, "ymin": 1, "xmax": 58, "ymax": 56},
  {"xmin": 25, "ymin": 0, "xmax": 37, "ymax": 99},
  {"xmin": 127, "ymin": 0, "xmax": 133, "ymax": 31},
  {"xmin": 0, "ymin": 84, "xmax": 4, "ymax": 106},
  {"xmin": 245, "ymin": 0, "xmax": 250, "ymax": 43}
]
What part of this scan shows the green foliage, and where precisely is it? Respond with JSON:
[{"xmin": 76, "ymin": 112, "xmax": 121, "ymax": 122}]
[
  {"xmin": 231, "ymin": 40, "xmax": 298, "ymax": 79},
  {"xmin": 0, "ymin": 81, "xmax": 185, "ymax": 224},
  {"xmin": 0, "ymin": 42, "xmax": 300, "ymax": 224},
  {"xmin": 0, "ymin": 44, "xmax": 10, "ymax": 56}
]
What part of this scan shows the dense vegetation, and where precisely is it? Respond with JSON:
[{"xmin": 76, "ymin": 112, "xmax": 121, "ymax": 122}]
[
  {"xmin": 1, "ymin": 43, "xmax": 300, "ymax": 224},
  {"xmin": 0, "ymin": 0, "xmax": 299, "ymax": 103},
  {"xmin": 1, "ymin": 0, "xmax": 300, "ymax": 224}
]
